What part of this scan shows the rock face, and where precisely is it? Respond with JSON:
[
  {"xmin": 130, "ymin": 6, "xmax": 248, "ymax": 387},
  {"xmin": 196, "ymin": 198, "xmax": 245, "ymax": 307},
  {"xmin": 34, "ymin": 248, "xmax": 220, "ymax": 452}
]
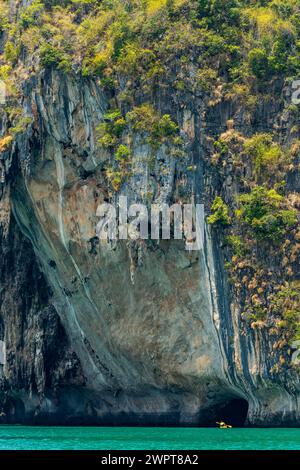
[
  {"xmin": 0, "ymin": 66, "xmax": 299, "ymax": 426},
  {"xmin": 0, "ymin": 214, "xmax": 86, "ymax": 424}
]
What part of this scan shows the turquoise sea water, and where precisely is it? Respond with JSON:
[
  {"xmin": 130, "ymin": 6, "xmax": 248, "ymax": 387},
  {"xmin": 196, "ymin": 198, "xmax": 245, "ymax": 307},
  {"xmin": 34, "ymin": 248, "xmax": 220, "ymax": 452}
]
[{"xmin": 0, "ymin": 426, "xmax": 299, "ymax": 450}]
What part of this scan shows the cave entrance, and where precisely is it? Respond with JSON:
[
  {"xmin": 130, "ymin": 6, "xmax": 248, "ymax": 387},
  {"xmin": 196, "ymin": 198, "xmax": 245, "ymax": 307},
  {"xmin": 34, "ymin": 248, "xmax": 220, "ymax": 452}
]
[
  {"xmin": 215, "ymin": 398, "xmax": 249, "ymax": 427},
  {"xmin": 204, "ymin": 397, "xmax": 249, "ymax": 427}
]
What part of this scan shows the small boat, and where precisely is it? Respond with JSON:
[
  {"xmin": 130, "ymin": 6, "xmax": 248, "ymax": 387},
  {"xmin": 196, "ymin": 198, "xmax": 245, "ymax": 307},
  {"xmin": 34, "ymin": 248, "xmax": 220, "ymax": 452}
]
[{"xmin": 216, "ymin": 421, "xmax": 232, "ymax": 429}]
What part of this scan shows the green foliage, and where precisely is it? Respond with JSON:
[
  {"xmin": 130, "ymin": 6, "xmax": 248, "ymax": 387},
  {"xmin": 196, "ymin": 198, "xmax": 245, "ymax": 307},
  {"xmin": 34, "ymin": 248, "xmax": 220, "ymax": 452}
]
[
  {"xmin": 19, "ymin": 0, "xmax": 44, "ymax": 29},
  {"xmin": 248, "ymin": 48, "xmax": 271, "ymax": 81},
  {"xmin": 269, "ymin": 30, "xmax": 295, "ymax": 74},
  {"xmin": 153, "ymin": 114, "xmax": 179, "ymax": 139},
  {"xmin": 4, "ymin": 41, "xmax": 20, "ymax": 65},
  {"xmin": 243, "ymin": 133, "xmax": 285, "ymax": 176},
  {"xmin": 0, "ymin": 64, "xmax": 12, "ymax": 81},
  {"xmin": 0, "ymin": 0, "xmax": 9, "ymax": 33},
  {"xmin": 2, "ymin": 0, "xmax": 300, "ymax": 90},
  {"xmin": 116, "ymin": 44, "xmax": 157, "ymax": 75},
  {"xmin": 9, "ymin": 116, "xmax": 33, "ymax": 136},
  {"xmin": 97, "ymin": 109, "xmax": 126, "ymax": 148},
  {"xmin": 214, "ymin": 139, "xmax": 229, "ymax": 156},
  {"xmin": 105, "ymin": 168, "xmax": 124, "ymax": 192},
  {"xmin": 40, "ymin": 43, "xmax": 72, "ymax": 71},
  {"xmin": 270, "ymin": 0, "xmax": 295, "ymax": 18},
  {"xmin": 245, "ymin": 3, "xmax": 300, "ymax": 78},
  {"xmin": 126, "ymin": 104, "xmax": 179, "ymax": 146},
  {"xmin": 104, "ymin": 109, "xmax": 123, "ymax": 122},
  {"xmin": 226, "ymin": 234, "xmax": 246, "ymax": 257},
  {"xmin": 126, "ymin": 104, "xmax": 157, "ymax": 134},
  {"xmin": 115, "ymin": 144, "xmax": 130, "ymax": 162},
  {"xmin": 237, "ymin": 186, "xmax": 297, "ymax": 241},
  {"xmin": 198, "ymin": 0, "xmax": 242, "ymax": 29},
  {"xmin": 40, "ymin": 43, "xmax": 60, "ymax": 66},
  {"xmin": 208, "ymin": 197, "xmax": 231, "ymax": 226},
  {"xmin": 97, "ymin": 109, "xmax": 130, "ymax": 191},
  {"xmin": 270, "ymin": 282, "xmax": 300, "ymax": 343},
  {"xmin": 196, "ymin": 67, "xmax": 218, "ymax": 92}
]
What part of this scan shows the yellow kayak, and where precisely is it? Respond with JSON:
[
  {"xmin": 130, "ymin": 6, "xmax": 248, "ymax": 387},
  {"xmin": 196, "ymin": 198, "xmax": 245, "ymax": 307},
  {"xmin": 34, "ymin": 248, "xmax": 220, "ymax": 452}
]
[{"xmin": 216, "ymin": 421, "xmax": 233, "ymax": 429}]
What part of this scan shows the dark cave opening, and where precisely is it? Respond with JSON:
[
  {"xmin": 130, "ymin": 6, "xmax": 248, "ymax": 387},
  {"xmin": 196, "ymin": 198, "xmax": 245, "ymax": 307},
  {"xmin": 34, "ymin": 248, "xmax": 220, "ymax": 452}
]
[
  {"xmin": 206, "ymin": 398, "xmax": 249, "ymax": 427},
  {"xmin": 218, "ymin": 398, "xmax": 249, "ymax": 427}
]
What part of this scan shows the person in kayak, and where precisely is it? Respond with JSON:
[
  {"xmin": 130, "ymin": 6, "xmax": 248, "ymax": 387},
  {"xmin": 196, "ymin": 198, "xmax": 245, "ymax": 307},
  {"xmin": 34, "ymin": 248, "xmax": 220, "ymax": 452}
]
[{"xmin": 216, "ymin": 421, "xmax": 233, "ymax": 429}]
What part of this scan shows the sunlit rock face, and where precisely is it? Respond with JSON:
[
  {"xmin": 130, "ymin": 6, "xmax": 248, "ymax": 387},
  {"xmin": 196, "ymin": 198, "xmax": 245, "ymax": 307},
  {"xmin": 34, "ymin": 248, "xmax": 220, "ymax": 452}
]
[{"xmin": 0, "ymin": 69, "xmax": 299, "ymax": 426}]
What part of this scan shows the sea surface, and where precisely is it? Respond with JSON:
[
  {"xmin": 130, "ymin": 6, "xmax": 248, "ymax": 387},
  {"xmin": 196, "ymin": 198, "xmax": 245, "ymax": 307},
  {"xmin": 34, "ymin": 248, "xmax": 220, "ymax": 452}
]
[{"xmin": 0, "ymin": 426, "xmax": 299, "ymax": 450}]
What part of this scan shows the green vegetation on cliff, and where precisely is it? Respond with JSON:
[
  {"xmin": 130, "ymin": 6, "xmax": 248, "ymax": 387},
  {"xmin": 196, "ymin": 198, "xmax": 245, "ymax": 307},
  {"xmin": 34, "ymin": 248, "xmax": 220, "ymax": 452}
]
[{"xmin": 1, "ymin": 1, "xmax": 300, "ymax": 91}]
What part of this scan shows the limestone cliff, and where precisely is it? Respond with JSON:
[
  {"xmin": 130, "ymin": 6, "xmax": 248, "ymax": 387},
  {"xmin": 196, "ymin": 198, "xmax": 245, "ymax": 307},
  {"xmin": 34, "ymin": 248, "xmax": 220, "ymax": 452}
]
[{"xmin": 0, "ymin": 0, "xmax": 299, "ymax": 426}]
